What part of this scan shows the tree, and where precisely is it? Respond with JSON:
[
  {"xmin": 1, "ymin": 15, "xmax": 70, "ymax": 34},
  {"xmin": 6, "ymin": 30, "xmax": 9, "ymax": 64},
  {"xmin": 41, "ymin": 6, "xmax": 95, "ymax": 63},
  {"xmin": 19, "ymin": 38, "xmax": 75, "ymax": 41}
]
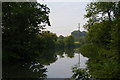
[
  {"xmin": 40, "ymin": 31, "xmax": 57, "ymax": 49},
  {"xmin": 56, "ymin": 35, "xmax": 65, "ymax": 49},
  {"xmin": 71, "ymin": 30, "xmax": 86, "ymax": 42},
  {"xmin": 80, "ymin": 1, "xmax": 120, "ymax": 78},
  {"xmin": 64, "ymin": 35, "xmax": 74, "ymax": 48},
  {"xmin": 86, "ymin": 21, "xmax": 111, "ymax": 49},
  {"xmin": 84, "ymin": 2, "xmax": 120, "ymax": 48},
  {"xmin": 84, "ymin": 2, "xmax": 116, "ymax": 30},
  {"xmin": 2, "ymin": 2, "xmax": 51, "ymax": 61}
]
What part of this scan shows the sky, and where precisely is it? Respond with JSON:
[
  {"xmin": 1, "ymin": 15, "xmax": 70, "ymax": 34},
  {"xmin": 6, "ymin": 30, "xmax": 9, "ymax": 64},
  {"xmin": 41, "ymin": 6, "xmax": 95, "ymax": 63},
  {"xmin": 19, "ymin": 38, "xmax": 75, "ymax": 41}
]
[{"xmin": 37, "ymin": 1, "xmax": 89, "ymax": 36}]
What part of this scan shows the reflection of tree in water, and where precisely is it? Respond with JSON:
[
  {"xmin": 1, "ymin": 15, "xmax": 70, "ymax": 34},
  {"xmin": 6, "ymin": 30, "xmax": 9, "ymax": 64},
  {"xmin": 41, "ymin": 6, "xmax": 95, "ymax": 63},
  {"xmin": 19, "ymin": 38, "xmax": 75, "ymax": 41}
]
[
  {"xmin": 79, "ymin": 46, "xmax": 120, "ymax": 79},
  {"xmin": 55, "ymin": 49, "xmax": 65, "ymax": 58},
  {"xmin": 55, "ymin": 48, "xmax": 75, "ymax": 58},
  {"xmin": 3, "ymin": 62, "xmax": 47, "ymax": 79},
  {"xmin": 2, "ymin": 49, "xmax": 58, "ymax": 79},
  {"xmin": 35, "ymin": 49, "xmax": 58, "ymax": 65},
  {"xmin": 71, "ymin": 49, "xmax": 91, "ymax": 80},
  {"xmin": 87, "ymin": 56, "xmax": 120, "ymax": 78},
  {"xmin": 64, "ymin": 48, "xmax": 74, "ymax": 58}
]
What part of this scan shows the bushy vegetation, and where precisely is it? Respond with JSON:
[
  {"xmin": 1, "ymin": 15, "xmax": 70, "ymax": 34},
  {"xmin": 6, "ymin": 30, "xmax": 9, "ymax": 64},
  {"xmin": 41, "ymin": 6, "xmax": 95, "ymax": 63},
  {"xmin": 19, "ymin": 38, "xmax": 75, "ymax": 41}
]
[
  {"xmin": 2, "ymin": 2, "xmax": 75, "ymax": 78},
  {"xmin": 78, "ymin": 1, "xmax": 120, "ymax": 79},
  {"xmin": 71, "ymin": 30, "xmax": 86, "ymax": 42},
  {"xmin": 2, "ymin": 2, "xmax": 75, "ymax": 63},
  {"xmin": 72, "ymin": 65, "xmax": 90, "ymax": 80},
  {"xmin": 2, "ymin": 2, "xmax": 50, "ymax": 62}
]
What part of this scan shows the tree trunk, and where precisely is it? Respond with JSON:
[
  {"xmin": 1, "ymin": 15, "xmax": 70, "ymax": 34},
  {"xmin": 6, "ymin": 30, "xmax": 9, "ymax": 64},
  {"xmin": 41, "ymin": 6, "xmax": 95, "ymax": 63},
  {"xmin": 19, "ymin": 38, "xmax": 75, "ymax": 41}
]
[{"xmin": 108, "ymin": 11, "xmax": 111, "ymax": 21}]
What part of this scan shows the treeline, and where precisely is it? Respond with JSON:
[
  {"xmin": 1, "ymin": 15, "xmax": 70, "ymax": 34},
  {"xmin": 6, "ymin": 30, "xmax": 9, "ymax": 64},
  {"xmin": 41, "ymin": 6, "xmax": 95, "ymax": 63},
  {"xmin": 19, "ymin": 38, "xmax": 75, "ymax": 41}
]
[
  {"xmin": 71, "ymin": 30, "xmax": 86, "ymax": 42},
  {"xmin": 24, "ymin": 30, "xmax": 75, "ymax": 50},
  {"xmin": 79, "ymin": 2, "xmax": 120, "ymax": 78},
  {"xmin": 56, "ymin": 35, "xmax": 74, "ymax": 49},
  {"xmin": 2, "ymin": 2, "xmax": 74, "ymax": 62},
  {"xmin": 81, "ymin": 1, "xmax": 120, "ymax": 60},
  {"xmin": 71, "ymin": 30, "xmax": 87, "ymax": 47}
]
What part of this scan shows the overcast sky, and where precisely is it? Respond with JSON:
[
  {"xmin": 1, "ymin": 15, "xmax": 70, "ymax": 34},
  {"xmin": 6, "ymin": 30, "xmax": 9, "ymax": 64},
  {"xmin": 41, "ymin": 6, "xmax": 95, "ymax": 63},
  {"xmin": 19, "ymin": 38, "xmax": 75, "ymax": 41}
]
[{"xmin": 37, "ymin": 1, "xmax": 89, "ymax": 36}]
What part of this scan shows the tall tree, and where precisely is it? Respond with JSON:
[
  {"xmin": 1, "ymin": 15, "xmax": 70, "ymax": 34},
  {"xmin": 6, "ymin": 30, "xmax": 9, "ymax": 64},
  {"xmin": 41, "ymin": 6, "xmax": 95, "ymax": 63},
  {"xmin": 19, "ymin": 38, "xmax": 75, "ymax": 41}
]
[
  {"xmin": 84, "ymin": 2, "xmax": 116, "ymax": 30},
  {"xmin": 2, "ymin": 2, "xmax": 51, "ymax": 61}
]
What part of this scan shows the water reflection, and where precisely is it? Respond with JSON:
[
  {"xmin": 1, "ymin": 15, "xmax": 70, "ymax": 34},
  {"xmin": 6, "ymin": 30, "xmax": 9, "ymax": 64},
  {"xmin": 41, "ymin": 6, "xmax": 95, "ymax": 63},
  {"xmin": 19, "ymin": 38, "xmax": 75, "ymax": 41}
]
[
  {"xmin": 2, "ymin": 48, "xmax": 88, "ymax": 79},
  {"xmin": 64, "ymin": 48, "xmax": 75, "ymax": 58},
  {"xmin": 55, "ymin": 48, "xmax": 75, "ymax": 58},
  {"xmin": 46, "ymin": 49, "xmax": 88, "ymax": 78},
  {"xmin": 3, "ymin": 62, "xmax": 47, "ymax": 78},
  {"xmin": 2, "ymin": 49, "xmax": 57, "ymax": 79},
  {"xmin": 79, "ymin": 47, "xmax": 120, "ymax": 79},
  {"xmin": 87, "ymin": 56, "xmax": 120, "ymax": 78},
  {"xmin": 36, "ymin": 49, "xmax": 58, "ymax": 65}
]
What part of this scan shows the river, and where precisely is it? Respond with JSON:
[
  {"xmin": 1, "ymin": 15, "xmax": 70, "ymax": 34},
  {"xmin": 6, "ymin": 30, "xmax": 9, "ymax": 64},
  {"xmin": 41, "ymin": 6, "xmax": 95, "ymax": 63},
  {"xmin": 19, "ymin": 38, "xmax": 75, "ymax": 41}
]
[
  {"xmin": 2, "ymin": 49, "xmax": 88, "ymax": 79},
  {"xmin": 46, "ymin": 53, "xmax": 88, "ymax": 78}
]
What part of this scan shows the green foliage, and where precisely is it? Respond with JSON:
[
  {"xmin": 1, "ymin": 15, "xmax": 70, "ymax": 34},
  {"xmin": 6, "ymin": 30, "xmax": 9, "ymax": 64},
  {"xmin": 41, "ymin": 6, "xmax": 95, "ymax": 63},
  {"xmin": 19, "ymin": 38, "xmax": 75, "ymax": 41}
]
[
  {"xmin": 40, "ymin": 31, "xmax": 57, "ymax": 49},
  {"xmin": 71, "ymin": 30, "xmax": 86, "ymax": 42},
  {"xmin": 86, "ymin": 21, "xmax": 111, "ymax": 48},
  {"xmin": 2, "ymin": 2, "xmax": 75, "ymax": 62},
  {"xmin": 79, "ymin": 44, "xmax": 99, "ymax": 59},
  {"xmin": 111, "ymin": 19, "xmax": 120, "ymax": 53},
  {"xmin": 71, "ymin": 30, "xmax": 86, "ymax": 38},
  {"xmin": 56, "ymin": 35, "xmax": 75, "ymax": 49},
  {"xmin": 79, "ymin": 36, "xmax": 86, "ymax": 45},
  {"xmin": 84, "ymin": 2, "xmax": 120, "ymax": 30},
  {"xmin": 80, "ymin": 43, "xmax": 120, "ymax": 78},
  {"xmin": 2, "ymin": 2, "xmax": 51, "ymax": 62},
  {"xmin": 56, "ymin": 35, "xmax": 65, "ymax": 49},
  {"xmin": 79, "ymin": 1, "xmax": 120, "ymax": 79},
  {"xmin": 64, "ymin": 35, "xmax": 74, "ymax": 48},
  {"xmin": 72, "ymin": 66, "xmax": 90, "ymax": 80},
  {"xmin": 84, "ymin": 1, "xmax": 120, "ymax": 59}
]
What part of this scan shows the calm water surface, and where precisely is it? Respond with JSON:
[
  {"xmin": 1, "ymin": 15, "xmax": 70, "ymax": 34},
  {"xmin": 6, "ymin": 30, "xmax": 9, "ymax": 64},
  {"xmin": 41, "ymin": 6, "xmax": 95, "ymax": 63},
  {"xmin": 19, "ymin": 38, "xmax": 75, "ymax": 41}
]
[
  {"xmin": 46, "ymin": 53, "xmax": 88, "ymax": 78},
  {"xmin": 3, "ymin": 49, "xmax": 88, "ymax": 78}
]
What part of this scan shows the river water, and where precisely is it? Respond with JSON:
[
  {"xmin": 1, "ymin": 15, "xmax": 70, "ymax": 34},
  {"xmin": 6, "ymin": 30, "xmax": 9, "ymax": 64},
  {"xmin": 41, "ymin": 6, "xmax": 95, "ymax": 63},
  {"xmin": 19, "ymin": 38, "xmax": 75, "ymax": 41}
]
[
  {"xmin": 46, "ymin": 53, "xmax": 88, "ymax": 78},
  {"xmin": 2, "ymin": 49, "xmax": 88, "ymax": 79}
]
